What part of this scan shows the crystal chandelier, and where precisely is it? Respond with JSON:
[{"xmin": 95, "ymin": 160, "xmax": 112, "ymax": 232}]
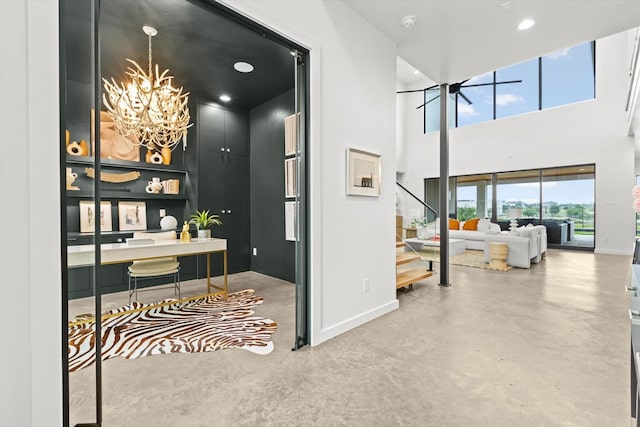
[{"xmin": 102, "ymin": 26, "xmax": 191, "ymax": 152}]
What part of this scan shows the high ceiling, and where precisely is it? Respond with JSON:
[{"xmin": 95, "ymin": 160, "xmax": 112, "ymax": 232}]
[
  {"xmin": 65, "ymin": 0, "xmax": 296, "ymax": 110},
  {"xmin": 344, "ymin": 0, "xmax": 640, "ymax": 85}
]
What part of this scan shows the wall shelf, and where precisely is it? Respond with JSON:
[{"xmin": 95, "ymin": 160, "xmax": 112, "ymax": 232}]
[
  {"xmin": 66, "ymin": 155, "xmax": 187, "ymax": 174},
  {"xmin": 66, "ymin": 191, "xmax": 187, "ymax": 200}
]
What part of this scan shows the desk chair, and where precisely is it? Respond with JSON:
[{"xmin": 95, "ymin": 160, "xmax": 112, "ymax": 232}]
[{"xmin": 127, "ymin": 231, "xmax": 181, "ymax": 303}]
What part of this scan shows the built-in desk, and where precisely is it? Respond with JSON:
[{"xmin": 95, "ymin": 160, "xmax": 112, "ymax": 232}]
[{"xmin": 68, "ymin": 238, "xmax": 228, "ymax": 294}]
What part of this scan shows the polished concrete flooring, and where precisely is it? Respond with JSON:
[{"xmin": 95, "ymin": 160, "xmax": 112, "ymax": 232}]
[{"xmin": 68, "ymin": 249, "xmax": 632, "ymax": 426}]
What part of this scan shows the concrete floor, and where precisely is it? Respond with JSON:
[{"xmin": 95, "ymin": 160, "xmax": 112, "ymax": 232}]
[{"xmin": 68, "ymin": 249, "xmax": 632, "ymax": 426}]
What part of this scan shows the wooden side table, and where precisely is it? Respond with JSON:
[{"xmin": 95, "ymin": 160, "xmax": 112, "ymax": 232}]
[{"xmin": 489, "ymin": 242, "xmax": 508, "ymax": 269}]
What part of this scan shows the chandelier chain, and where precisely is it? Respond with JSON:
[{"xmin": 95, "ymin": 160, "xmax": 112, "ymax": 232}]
[{"xmin": 148, "ymin": 34, "xmax": 152, "ymax": 77}]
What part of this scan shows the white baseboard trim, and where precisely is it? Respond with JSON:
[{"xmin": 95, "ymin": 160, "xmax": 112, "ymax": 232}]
[
  {"xmin": 311, "ymin": 299, "xmax": 399, "ymax": 346},
  {"xmin": 595, "ymin": 248, "xmax": 633, "ymax": 256}
]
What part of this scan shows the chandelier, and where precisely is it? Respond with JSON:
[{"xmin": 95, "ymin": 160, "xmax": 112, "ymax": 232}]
[{"xmin": 102, "ymin": 26, "xmax": 191, "ymax": 152}]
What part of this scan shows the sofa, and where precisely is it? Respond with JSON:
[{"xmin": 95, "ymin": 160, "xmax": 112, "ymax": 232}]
[
  {"xmin": 497, "ymin": 218, "xmax": 569, "ymax": 245},
  {"xmin": 449, "ymin": 218, "xmax": 546, "ymax": 268}
]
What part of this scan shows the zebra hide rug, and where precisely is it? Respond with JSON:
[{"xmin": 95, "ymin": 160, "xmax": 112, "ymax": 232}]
[{"xmin": 68, "ymin": 289, "xmax": 277, "ymax": 373}]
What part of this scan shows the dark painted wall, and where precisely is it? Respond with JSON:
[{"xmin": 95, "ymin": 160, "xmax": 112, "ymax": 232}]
[{"xmin": 249, "ymin": 89, "xmax": 295, "ymax": 282}]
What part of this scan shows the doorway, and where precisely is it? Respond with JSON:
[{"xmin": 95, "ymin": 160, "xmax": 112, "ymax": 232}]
[{"xmin": 61, "ymin": 0, "xmax": 309, "ymax": 424}]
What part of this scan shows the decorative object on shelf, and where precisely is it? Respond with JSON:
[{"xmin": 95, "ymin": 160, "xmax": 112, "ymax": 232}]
[
  {"xmin": 162, "ymin": 179, "xmax": 180, "ymax": 194},
  {"xmin": 180, "ymin": 221, "xmax": 191, "ymax": 242},
  {"xmin": 79, "ymin": 201, "xmax": 112, "ymax": 233},
  {"xmin": 149, "ymin": 151, "xmax": 164, "ymax": 165},
  {"xmin": 160, "ymin": 215, "xmax": 178, "ymax": 231},
  {"xmin": 507, "ymin": 208, "xmax": 523, "ymax": 231},
  {"xmin": 84, "ymin": 167, "xmax": 141, "ymax": 183},
  {"xmin": 91, "ymin": 109, "xmax": 140, "ymax": 162},
  {"xmin": 118, "ymin": 201, "xmax": 147, "ymax": 231},
  {"xmin": 189, "ymin": 209, "xmax": 222, "ymax": 240},
  {"xmin": 161, "ymin": 146, "xmax": 172, "ymax": 165},
  {"xmin": 66, "ymin": 141, "xmax": 83, "ymax": 156},
  {"xmin": 66, "ymin": 167, "xmax": 79, "ymax": 191},
  {"xmin": 145, "ymin": 177, "xmax": 163, "ymax": 194},
  {"xmin": 346, "ymin": 147, "xmax": 381, "ymax": 197},
  {"xmin": 102, "ymin": 25, "xmax": 192, "ymax": 154}
]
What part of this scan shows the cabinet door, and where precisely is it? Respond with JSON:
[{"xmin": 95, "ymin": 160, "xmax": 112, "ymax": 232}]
[
  {"xmin": 224, "ymin": 109, "xmax": 249, "ymax": 156},
  {"xmin": 198, "ymin": 103, "xmax": 225, "ymax": 152},
  {"xmin": 223, "ymin": 153, "xmax": 250, "ymax": 272},
  {"xmin": 198, "ymin": 150, "xmax": 226, "ymax": 214}
]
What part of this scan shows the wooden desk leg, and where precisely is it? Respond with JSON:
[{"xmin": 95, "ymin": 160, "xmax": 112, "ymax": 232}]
[
  {"xmin": 223, "ymin": 250, "xmax": 228, "ymax": 294},
  {"xmin": 207, "ymin": 252, "xmax": 211, "ymax": 294}
]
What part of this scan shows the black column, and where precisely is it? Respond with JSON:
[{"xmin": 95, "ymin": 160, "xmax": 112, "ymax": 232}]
[{"xmin": 439, "ymin": 84, "xmax": 451, "ymax": 287}]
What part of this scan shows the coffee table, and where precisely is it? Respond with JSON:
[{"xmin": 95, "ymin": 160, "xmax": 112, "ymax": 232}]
[{"xmin": 403, "ymin": 238, "xmax": 466, "ymax": 256}]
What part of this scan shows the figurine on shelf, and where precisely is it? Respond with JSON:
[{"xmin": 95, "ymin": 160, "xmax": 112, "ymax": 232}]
[
  {"xmin": 66, "ymin": 167, "xmax": 79, "ymax": 191},
  {"xmin": 180, "ymin": 221, "xmax": 191, "ymax": 242}
]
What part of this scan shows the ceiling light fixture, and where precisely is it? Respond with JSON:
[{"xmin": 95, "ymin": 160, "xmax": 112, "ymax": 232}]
[
  {"xmin": 518, "ymin": 18, "xmax": 535, "ymax": 30},
  {"xmin": 413, "ymin": 69, "xmax": 420, "ymax": 75},
  {"xmin": 102, "ymin": 26, "xmax": 192, "ymax": 152},
  {"xmin": 234, "ymin": 61, "xmax": 254, "ymax": 73},
  {"xmin": 219, "ymin": 94, "xmax": 231, "ymax": 102}
]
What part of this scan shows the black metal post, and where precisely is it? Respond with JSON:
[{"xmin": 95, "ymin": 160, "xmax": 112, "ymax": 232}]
[{"xmin": 439, "ymin": 84, "xmax": 451, "ymax": 287}]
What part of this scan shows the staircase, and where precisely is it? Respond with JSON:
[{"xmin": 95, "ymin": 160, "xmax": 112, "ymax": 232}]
[{"xmin": 396, "ymin": 239, "xmax": 433, "ymax": 290}]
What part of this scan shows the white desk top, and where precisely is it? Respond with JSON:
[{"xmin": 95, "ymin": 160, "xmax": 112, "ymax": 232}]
[{"xmin": 67, "ymin": 238, "xmax": 227, "ymax": 267}]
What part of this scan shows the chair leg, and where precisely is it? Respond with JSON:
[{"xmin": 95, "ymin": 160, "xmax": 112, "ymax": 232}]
[
  {"xmin": 175, "ymin": 269, "xmax": 181, "ymax": 299},
  {"xmin": 128, "ymin": 274, "xmax": 132, "ymax": 304}
]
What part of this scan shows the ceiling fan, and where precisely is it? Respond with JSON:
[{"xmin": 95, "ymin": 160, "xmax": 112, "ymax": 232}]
[{"xmin": 398, "ymin": 78, "xmax": 523, "ymax": 109}]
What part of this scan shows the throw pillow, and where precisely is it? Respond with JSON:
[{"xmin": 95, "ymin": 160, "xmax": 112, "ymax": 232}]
[
  {"xmin": 462, "ymin": 218, "xmax": 480, "ymax": 230},
  {"xmin": 449, "ymin": 218, "xmax": 460, "ymax": 230},
  {"xmin": 477, "ymin": 218, "xmax": 490, "ymax": 233}
]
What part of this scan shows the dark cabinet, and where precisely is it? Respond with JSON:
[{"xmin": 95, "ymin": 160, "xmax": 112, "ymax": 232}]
[{"xmin": 197, "ymin": 103, "xmax": 250, "ymax": 275}]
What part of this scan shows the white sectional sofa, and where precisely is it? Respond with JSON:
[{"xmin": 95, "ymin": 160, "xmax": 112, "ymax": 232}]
[{"xmin": 415, "ymin": 218, "xmax": 547, "ymax": 268}]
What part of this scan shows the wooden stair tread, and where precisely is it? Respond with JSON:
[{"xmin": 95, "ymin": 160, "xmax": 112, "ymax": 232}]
[
  {"xmin": 396, "ymin": 268, "xmax": 433, "ymax": 289},
  {"xmin": 396, "ymin": 252, "xmax": 421, "ymax": 265},
  {"xmin": 395, "ymin": 241, "xmax": 405, "ymax": 248}
]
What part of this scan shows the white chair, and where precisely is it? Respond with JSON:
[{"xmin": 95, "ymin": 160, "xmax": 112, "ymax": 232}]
[{"xmin": 127, "ymin": 231, "xmax": 180, "ymax": 303}]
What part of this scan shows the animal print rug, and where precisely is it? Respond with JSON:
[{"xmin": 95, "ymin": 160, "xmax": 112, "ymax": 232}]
[{"xmin": 68, "ymin": 289, "xmax": 277, "ymax": 373}]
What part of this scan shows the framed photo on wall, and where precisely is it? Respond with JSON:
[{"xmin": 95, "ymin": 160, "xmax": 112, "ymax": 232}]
[
  {"xmin": 285, "ymin": 158, "xmax": 297, "ymax": 198},
  {"xmin": 284, "ymin": 113, "xmax": 297, "ymax": 156},
  {"xmin": 285, "ymin": 201, "xmax": 297, "ymax": 241},
  {"xmin": 118, "ymin": 201, "xmax": 147, "ymax": 231},
  {"xmin": 346, "ymin": 148, "xmax": 381, "ymax": 197},
  {"xmin": 79, "ymin": 201, "xmax": 112, "ymax": 233}
]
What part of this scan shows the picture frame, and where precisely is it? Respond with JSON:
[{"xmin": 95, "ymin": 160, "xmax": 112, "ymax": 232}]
[
  {"xmin": 284, "ymin": 113, "xmax": 297, "ymax": 156},
  {"xmin": 285, "ymin": 201, "xmax": 297, "ymax": 241},
  {"xmin": 346, "ymin": 147, "xmax": 381, "ymax": 197},
  {"xmin": 285, "ymin": 158, "xmax": 297, "ymax": 198},
  {"xmin": 118, "ymin": 201, "xmax": 147, "ymax": 231},
  {"xmin": 79, "ymin": 201, "xmax": 112, "ymax": 233}
]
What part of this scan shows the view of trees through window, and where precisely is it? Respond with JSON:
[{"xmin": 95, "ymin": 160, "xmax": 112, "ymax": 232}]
[{"xmin": 425, "ymin": 164, "xmax": 595, "ymax": 248}]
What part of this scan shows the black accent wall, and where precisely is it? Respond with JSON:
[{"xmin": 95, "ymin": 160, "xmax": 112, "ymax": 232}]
[{"xmin": 249, "ymin": 89, "xmax": 295, "ymax": 282}]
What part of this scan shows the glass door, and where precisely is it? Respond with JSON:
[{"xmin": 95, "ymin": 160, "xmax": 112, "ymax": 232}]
[
  {"xmin": 293, "ymin": 48, "xmax": 309, "ymax": 349},
  {"xmin": 62, "ymin": 0, "xmax": 101, "ymax": 425}
]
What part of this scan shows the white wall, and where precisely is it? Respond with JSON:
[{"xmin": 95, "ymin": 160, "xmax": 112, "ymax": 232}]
[
  {"xmin": 221, "ymin": 0, "xmax": 399, "ymax": 344},
  {"xmin": 402, "ymin": 32, "xmax": 635, "ymax": 255},
  {"xmin": 0, "ymin": 0, "xmax": 62, "ymax": 425}
]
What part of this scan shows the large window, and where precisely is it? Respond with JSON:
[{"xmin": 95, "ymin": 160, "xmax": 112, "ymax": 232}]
[
  {"xmin": 425, "ymin": 164, "xmax": 595, "ymax": 250},
  {"xmin": 418, "ymin": 41, "xmax": 595, "ymax": 133},
  {"xmin": 496, "ymin": 170, "xmax": 541, "ymax": 220}
]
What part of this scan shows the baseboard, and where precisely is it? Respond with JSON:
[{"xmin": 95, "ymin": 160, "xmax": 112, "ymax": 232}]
[
  {"xmin": 311, "ymin": 299, "xmax": 399, "ymax": 346},
  {"xmin": 594, "ymin": 248, "xmax": 633, "ymax": 256}
]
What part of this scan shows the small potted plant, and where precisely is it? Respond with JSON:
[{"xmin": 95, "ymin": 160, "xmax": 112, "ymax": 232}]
[{"xmin": 189, "ymin": 209, "xmax": 222, "ymax": 240}]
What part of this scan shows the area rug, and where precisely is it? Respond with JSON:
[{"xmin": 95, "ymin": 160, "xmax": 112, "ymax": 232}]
[
  {"xmin": 68, "ymin": 289, "xmax": 277, "ymax": 373},
  {"xmin": 416, "ymin": 248, "xmax": 512, "ymax": 272}
]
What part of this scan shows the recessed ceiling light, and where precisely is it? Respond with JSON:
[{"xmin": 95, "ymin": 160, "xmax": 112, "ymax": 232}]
[
  {"xmin": 401, "ymin": 15, "xmax": 416, "ymax": 29},
  {"xmin": 219, "ymin": 94, "xmax": 231, "ymax": 102},
  {"xmin": 518, "ymin": 18, "xmax": 535, "ymax": 30},
  {"xmin": 413, "ymin": 69, "xmax": 420, "ymax": 75},
  {"xmin": 234, "ymin": 61, "xmax": 254, "ymax": 73}
]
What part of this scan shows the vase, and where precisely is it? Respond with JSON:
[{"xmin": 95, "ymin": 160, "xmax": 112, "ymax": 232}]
[
  {"xmin": 197, "ymin": 229, "xmax": 211, "ymax": 240},
  {"xmin": 161, "ymin": 146, "xmax": 172, "ymax": 165}
]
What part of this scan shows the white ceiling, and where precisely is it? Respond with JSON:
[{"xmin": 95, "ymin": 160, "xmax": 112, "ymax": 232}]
[{"xmin": 344, "ymin": 0, "xmax": 640, "ymax": 85}]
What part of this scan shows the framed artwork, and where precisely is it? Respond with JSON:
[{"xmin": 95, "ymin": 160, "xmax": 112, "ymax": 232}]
[
  {"xmin": 118, "ymin": 201, "xmax": 147, "ymax": 231},
  {"xmin": 79, "ymin": 201, "xmax": 112, "ymax": 233},
  {"xmin": 285, "ymin": 158, "xmax": 297, "ymax": 198},
  {"xmin": 285, "ymin": 201, "xmax": 297, "ymax": 241},
  {"xmin": 346, "ymin": 148, "xmax": 381, "ymax": 197},
  {"xmin": 284, "ymin": 113, "xmax": 297, "ymax": 156}
]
